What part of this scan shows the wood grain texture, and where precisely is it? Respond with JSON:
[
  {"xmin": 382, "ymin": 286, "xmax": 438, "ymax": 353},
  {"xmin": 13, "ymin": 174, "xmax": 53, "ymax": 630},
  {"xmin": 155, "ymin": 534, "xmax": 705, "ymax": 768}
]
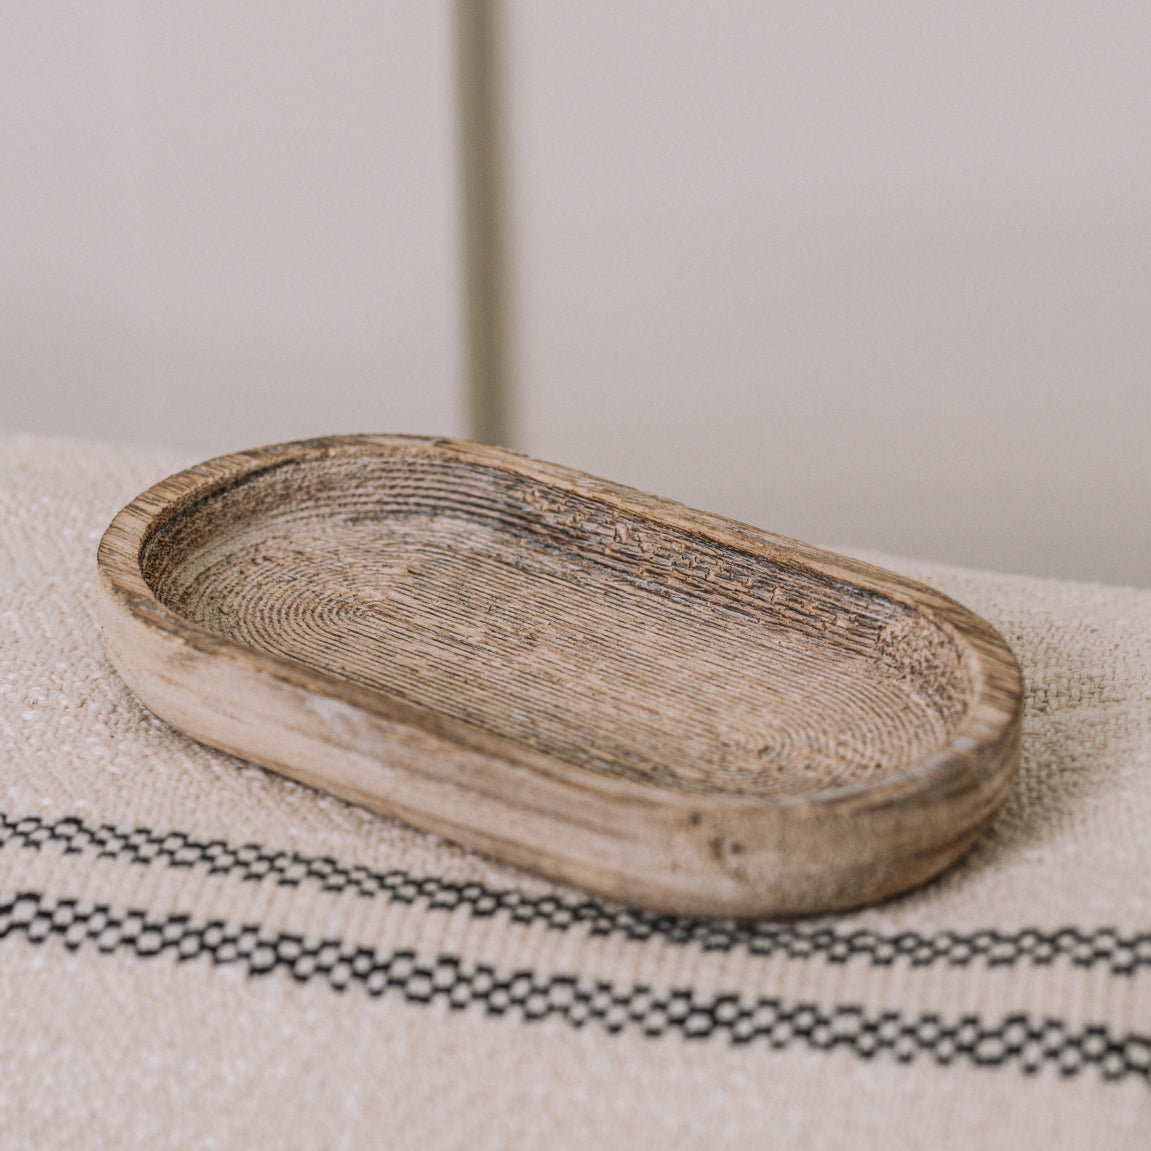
[{"xmin": 96, "ymin": 435, "xmax": 1023, "ymax": 917}]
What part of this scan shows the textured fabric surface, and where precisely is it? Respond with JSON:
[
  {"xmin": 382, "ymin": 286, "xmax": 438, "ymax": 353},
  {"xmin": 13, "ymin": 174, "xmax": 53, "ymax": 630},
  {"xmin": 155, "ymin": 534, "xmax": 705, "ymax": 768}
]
[{"xmin": 0, "ymin": 432, "xmax": 1149, "ymax": 1149}]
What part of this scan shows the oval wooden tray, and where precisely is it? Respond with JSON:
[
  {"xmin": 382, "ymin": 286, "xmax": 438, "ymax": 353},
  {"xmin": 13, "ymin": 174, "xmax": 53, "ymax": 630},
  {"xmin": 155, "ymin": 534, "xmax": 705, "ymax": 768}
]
[{"xmin": 97, "ymin": 435, "xmax": 1022, "ymax": 917}]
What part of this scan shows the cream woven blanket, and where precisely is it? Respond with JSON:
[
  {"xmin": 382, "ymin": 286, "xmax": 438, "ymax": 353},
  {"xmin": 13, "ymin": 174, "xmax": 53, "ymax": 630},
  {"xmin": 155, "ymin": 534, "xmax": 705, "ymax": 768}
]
[{"xmin": 1, "ymin": 433, "xmax": 1148, "ymax": 1149}]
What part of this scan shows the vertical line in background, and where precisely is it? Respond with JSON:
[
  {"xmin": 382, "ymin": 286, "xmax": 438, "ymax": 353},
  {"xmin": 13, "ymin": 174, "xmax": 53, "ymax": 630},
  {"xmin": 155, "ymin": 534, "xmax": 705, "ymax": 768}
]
[{"xmin": 454, "ymin": 0, "xmax": 515, "ymax": 448}]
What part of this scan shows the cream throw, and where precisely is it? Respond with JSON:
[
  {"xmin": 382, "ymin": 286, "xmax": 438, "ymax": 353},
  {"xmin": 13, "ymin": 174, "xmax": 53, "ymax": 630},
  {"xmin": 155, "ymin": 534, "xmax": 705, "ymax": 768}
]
[{"xmin": 0, "ymin": 433, "xmax": 1148, "ymax": 1149}]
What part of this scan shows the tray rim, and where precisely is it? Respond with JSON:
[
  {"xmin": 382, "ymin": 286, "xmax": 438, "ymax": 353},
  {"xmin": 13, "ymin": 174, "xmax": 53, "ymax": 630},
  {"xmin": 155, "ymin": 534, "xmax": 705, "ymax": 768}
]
[{"xmin": 96, "ymin": 435, "xmax": 1024, "ymax": 916}]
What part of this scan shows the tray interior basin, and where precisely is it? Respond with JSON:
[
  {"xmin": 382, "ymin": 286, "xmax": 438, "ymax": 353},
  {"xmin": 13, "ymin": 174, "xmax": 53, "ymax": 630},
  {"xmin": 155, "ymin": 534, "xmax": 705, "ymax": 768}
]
[{"xmin": 140, "ymin": 448, "xmax": 969, "ymax": 799}]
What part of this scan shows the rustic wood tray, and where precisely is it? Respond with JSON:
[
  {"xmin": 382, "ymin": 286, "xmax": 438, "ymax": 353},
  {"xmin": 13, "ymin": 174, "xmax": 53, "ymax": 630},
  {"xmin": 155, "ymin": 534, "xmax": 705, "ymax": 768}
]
[{"xmin": 97, "ymin": 435, "xmax": 1023, "ymax": 917}]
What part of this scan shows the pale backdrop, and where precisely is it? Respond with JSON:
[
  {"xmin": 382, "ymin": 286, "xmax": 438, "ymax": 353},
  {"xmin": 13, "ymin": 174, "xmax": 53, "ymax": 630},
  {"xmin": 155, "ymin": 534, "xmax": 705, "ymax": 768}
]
[
  {"xmin": 0, "ymin": 2, "xmax": 463, "ymax": 456},
  {"xmin": 2, "ymin": 2, "xmax": 1147, "ymax": 587},
  {"xmin": 504, "ymin": 1, "xmax": 1151, "ymax": 587}
]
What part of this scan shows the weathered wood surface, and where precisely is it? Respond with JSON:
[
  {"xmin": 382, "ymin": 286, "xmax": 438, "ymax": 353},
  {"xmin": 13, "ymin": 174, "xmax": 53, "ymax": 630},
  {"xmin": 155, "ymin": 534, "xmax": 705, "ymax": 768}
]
[{"xmin": 96, "ymin": 435, "xmax": 1023, "ymax": 917}]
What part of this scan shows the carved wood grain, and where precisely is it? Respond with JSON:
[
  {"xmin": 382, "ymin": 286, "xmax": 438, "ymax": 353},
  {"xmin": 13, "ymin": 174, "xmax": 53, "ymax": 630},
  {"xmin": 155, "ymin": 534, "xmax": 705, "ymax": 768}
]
[{"xmin": 97, "ymin": 435, "xmax": 1023, "ymax": 917}]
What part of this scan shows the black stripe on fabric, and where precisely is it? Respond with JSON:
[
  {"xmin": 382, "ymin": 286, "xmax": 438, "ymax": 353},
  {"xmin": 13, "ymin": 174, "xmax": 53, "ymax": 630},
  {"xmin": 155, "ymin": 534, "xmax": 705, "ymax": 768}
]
[
  {"xmin": 3, "ymin": 811, "xmax": 1150, "ymax": 974},
  {"xmin": 0, "ymin": 888, "xmax": 1148, "ymax": 1085}
]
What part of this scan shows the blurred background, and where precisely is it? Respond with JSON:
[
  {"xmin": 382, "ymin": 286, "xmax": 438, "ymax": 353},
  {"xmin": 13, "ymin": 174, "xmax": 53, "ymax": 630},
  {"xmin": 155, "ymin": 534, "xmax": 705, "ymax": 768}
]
[{"xmin": 2, "ymin": 2, "xmax": 1148, "ymax": 587}]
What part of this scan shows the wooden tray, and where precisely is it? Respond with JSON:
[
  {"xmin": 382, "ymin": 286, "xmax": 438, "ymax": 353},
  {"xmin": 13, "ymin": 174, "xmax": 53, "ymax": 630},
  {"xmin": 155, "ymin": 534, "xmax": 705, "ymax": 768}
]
[{"xmin": 97, "ymin": 435, "xmax": 1023, "ymax": 917}]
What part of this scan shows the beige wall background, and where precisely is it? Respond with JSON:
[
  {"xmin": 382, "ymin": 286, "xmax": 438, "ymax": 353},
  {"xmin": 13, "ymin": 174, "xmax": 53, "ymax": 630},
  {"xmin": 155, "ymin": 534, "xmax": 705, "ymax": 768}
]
[
  {"xmin": 0, "ymin": 3, "xmax": 463, "ymax": 452},
  {"xmin": 2, "ymin": 2, "xmax": 1148, "ymax": 588}
]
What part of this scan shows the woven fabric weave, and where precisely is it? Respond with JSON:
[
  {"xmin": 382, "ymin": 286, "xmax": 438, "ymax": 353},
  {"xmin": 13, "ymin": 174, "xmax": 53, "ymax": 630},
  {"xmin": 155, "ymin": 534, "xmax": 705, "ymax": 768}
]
[{"xmin": 1, "ymin": 433, "xmax": 1148, "ymax": 1149}]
